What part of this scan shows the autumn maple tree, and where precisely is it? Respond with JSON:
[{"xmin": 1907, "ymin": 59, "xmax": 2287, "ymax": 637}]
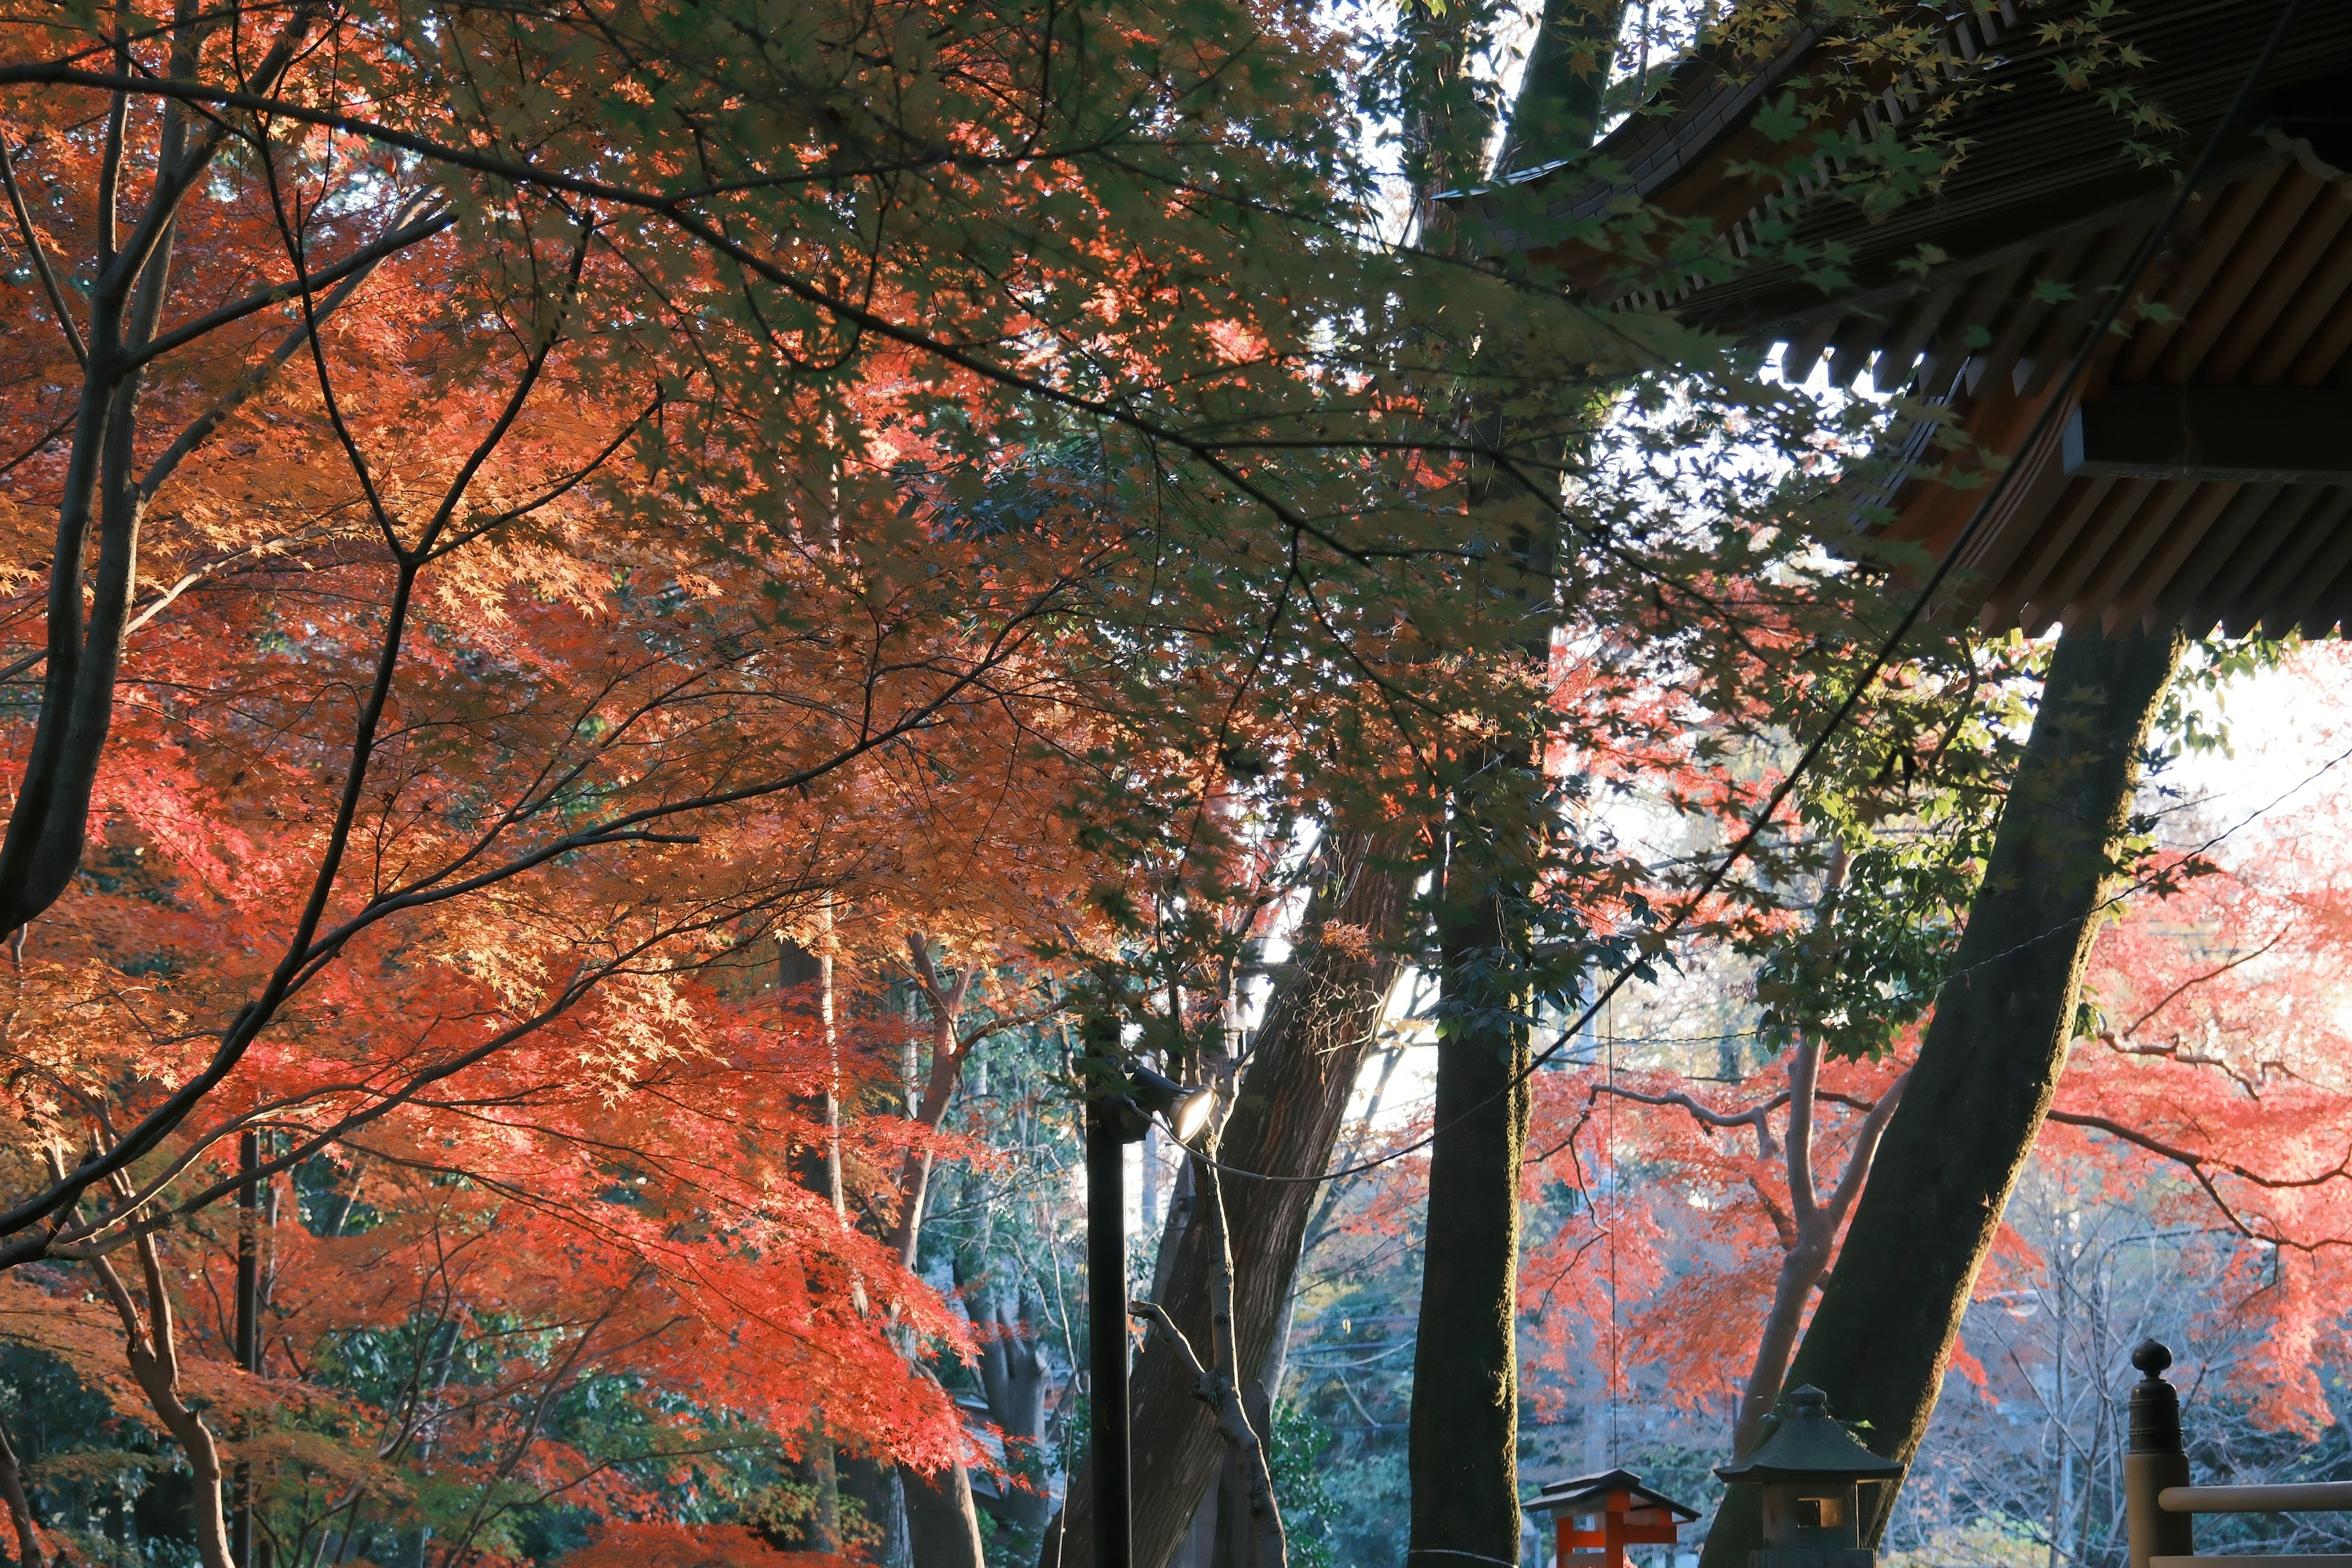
[{"xmin": 10, "ymin": 1, "xmax": 2334, "ymax": 1566}]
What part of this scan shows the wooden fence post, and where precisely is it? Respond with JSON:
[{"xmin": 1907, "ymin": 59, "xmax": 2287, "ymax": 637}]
[{"xmin": 2126, "ymin": 1340, "xmax": 2196, "ymax": 1568}]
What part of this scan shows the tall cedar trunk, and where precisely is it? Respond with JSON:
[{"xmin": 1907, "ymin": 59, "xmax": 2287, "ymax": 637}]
[
  {"xmin": 1045, "ymin": 827, "xmax": 1411, "ymax": 1568},
  {"xmin": 1409, "ymin": 795, "xmax": 1536, "ymax": 1568},
  {"xmin": 1697, "ymin": 624, "xmax": 2182, "ymax": 1568},
  {"xmin": 1404, "ymin": 1, "xmax": 1625, "ymax": 1556}
]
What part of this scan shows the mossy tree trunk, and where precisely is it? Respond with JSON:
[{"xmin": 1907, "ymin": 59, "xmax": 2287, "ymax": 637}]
[
  {"xmin": 1408, "ymin": 778, "xmax": 1541, "ymax": 1567},
  {"xmin": 1403, "ymin": 2, "xmax": 1624, "ymax": 1560}
]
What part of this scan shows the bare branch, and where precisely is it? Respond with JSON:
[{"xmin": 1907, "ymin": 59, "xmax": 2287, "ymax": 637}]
[
  {"xmin": 0, "ymin": 127, "xmax": 87, "ymax": 366},
  {"xmin": 1819, "ymin": 1069, "xmax": 1908, "ymax": 1232},
  {"xmin": 2046, "ymin": 1109, "xmax": 2352, "ymax": 1253}
]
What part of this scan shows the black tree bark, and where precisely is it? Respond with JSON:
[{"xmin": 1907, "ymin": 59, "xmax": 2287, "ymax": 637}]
[{"xmin": 1697, "ymin": 623, "xmax": 2183, "ymax": 1568}]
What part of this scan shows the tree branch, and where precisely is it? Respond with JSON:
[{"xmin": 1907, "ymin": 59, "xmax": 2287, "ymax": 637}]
[
  {"xmin": 2046, "ymin": 1109, "xmax": 2352, "ymax": 1253},
  {"xmin": 0, "ymin": 126, "xmax": 86, "ymax": 367}
]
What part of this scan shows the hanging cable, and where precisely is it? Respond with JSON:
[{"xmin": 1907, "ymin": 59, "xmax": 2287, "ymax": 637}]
[{"xmin": 1607, "ymin": 995, "xmax": 1621, "ymax": 1469}]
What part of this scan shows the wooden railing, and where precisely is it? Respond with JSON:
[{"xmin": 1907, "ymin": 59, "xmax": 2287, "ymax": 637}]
[{"xmin": 2124, "ymin": 1341, "xmax": 2352, "ymax": 1568}]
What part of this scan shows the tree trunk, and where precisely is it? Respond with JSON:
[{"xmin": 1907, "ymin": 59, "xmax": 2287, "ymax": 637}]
[
  {"xmin": 894, "ymin": 935, "xmax": 974, "ymax": 1268},
  {"xmin": 794, "ymin": 1430, "xmax": 842, "ymax": 1553},
  {"xmin": 974, "ymin": 1285, "xmax": 1053, "ymax": 1531},
  {"xmin": 891, "ymin": 1006, "xmax": 962, "ymax": 1268},
  {"xmin": 234, "ymin": 1127, "xmax": 268, "ymax": 1568},
  {"xmin": 1409, "ymin": 777, "xmax": 1537, "ymax": 1568},
  {"xmin": 1206, "ymin": 1378, "xmax": 1278, "ymax": 1568},
  {"xmin": 1199, "ymin": 1156, "xmax": 1286, "ymax": 1568},
  {"xmin": 1726, "ymin": 870, "xmax": 1915, "ymax": 1467},
  {"xmin": 1403, "ymin": 0, "xmax": 1628, "ymax": 1553},
  {"xmin": 905, "ymin": 1455, "xmax": 987, "ymax": 1568},
  {"xmin": 842, "ymin": 1452, "xmax": 913, "ymax": 1568},
  {"xmin": 1697, "ymin": 624, "xmax": 2183, "ymax": 1568},
  {"xmin": 0, "ymin": 1415, "xmax": 40, "ymax": 1568},
  {"xmin": 91, "ymin": 1232, "xmax": 235, "ymax": 1568},
  {"xmin": 1045, "ymin": 827, "xmax": 1411, "ymax": 1568}
]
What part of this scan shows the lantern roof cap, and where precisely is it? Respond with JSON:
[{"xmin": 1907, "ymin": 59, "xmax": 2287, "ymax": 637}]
[
  {"xmin": 1714, "ymin": 1387, "xmax": 1905, "ymax": 1483},
  {"xmin": 1525, "ymin": 1468, "xmax": 1700, "ymax": 1520}
]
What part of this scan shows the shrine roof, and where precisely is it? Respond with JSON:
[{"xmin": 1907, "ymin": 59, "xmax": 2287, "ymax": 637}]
[
  {"xmin": 1527, "ymin": 1469, "xmax": 1703, "ymax": 1519},
  {"xmin": 1439, "ymin": 0, "xmax": 2352, "ymax": 636}
]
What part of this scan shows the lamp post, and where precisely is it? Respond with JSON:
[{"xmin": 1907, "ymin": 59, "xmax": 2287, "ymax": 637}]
[{"xmin": 1079, "ymin": 1031, "xmax": 1216, "ymax": 1568}]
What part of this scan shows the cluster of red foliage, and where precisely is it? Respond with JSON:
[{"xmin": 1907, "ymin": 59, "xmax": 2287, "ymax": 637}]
[{"xmin": 1493, "ymin": 780, "xmax": 2352, "ymax": 1449}]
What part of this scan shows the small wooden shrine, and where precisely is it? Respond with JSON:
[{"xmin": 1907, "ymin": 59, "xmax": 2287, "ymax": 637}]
[{"xmin": 1528, "ymin": 1469, "xmax": 1702, "ymax": 1568}]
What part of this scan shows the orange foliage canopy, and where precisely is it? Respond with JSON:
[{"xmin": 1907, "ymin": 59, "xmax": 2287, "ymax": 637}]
[{"xmin": 0, "ymin": 0, "xmax": 1536, "ymax": 1548}]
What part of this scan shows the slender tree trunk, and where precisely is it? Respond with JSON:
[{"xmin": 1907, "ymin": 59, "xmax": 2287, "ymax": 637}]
[
  {"xmin": 821, "ymin": 901, "xmax": 845, "ymax": 1219},
  {"xmin": 1403, "ymin": 2, "xmax": 1627, "ymax": 1554},
  {"xmin": 1698, "ymin": 624, "xmax": 2183, "ymax": 1568},
  {"xmin": 1129, "ymin": 1242, "xmax": 1284, "ymax": 1568},
  {"xmin": 781, "ymin": 927, "xmax": 845, "ymax": 1555},
  {"xmin": 234, "ymin": 1127, "xmax": 265, "ymax": 1568},
  {"xmin": 888, "ymin": 936, "xmax": 998, "ymax": 1546},
  {"xmin": 1046, "ymin": 827, "xmax": 1411, "ymax": 1568},
  {"xmin": 1728, "ymin": 1036, "xmax": 1908, "ymax": 1458},
  {"xmin": 91, "ymin": 1228, "xmax": 235, "ymax": 1568},
  {"xmin": 1198, "ymin": 1161, "xmax": 1286, "ymax": 1568},
  {"xmin": 0, "ymin": 1415, "xmax": 40, "ymax": 1568},
  {"xmin": 1409, "ymin": 794, "xmax": 1537, "ymax": 1568},
  {"xmin": 890, "ymin": 1016, "xmax": 958, "ymax": 1267},
  {"xmin": 892, "ymin": 935, "xmax": 974, "ymax": 1269}
]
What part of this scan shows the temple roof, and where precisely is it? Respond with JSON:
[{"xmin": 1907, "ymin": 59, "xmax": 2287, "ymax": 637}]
[{"xmin": 1441, "ymin": 0, "xmax": 2352, "ymax": 636}]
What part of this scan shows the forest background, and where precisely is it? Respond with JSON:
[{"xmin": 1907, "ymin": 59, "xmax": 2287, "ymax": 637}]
[{"xmin": 0, "ymin": 2, "xmax": 2347, "ymax": 1568}]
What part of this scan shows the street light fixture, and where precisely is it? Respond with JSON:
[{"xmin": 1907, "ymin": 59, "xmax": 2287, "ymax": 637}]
[
  {"xmin": 1079, "ymin": 1039, "xmax": 1216, "ymax": 1568},
  {"xmin": 1126, "ymin": 1062, "xmax": 1218, "ymax": 1142}
]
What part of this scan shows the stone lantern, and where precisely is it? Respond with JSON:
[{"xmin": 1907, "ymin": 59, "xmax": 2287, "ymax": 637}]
[{"xmin": 1714, "ymin": 1387, "xmax": 1905, "ymax": 1568}]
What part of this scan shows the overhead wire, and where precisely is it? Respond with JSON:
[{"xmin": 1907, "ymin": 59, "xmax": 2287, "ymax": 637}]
[{"xmin": 1180, "ymin": 0, "xmax": 2315, "ymax": 1189}]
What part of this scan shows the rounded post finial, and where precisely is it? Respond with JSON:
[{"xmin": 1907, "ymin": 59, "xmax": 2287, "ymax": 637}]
[{"xmin": 2127, "ymin": 1340, "xmax": 2184, "ymax": 1457}]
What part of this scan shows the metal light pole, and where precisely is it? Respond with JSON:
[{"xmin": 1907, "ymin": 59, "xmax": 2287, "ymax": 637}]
[
  {"xmin": 1085, "ymin": 1084, "xmax": 1134, "ymax": 1568},
  {"xmin": 233, "ymin": 1127, "xmax": 261, "ymax": 1568},
  {"xmin": 1079, "ymin": 1037, "xmax": 1215, "ymax": 1568}
]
